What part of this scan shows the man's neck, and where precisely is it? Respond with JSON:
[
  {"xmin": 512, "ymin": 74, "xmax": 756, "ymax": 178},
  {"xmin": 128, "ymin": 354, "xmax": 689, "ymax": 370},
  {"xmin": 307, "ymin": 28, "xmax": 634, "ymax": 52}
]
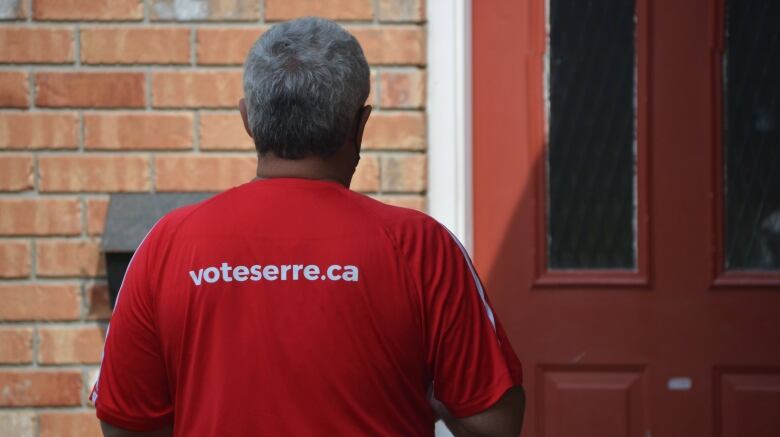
[{"xmin": 255, "ymin": 153, "xmax": 353, "ymax": 188}]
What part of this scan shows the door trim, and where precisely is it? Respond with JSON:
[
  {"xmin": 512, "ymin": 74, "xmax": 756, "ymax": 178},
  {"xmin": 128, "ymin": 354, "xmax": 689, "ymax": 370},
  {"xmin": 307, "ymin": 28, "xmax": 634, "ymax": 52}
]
[{"xmin": 426, "ymin": 0, "xmax": 473, "ymax": 252}]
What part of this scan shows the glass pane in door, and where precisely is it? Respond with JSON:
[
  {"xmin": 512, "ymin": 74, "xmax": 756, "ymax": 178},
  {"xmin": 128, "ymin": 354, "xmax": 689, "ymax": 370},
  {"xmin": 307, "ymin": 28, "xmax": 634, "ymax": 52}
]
[
  {"xmin": 724, "ymin": 1, "xmax": 780, "ymax": 270},
  {"xmin": 547, "ymin": 0, "xmax": 636, "ymax": 269}
]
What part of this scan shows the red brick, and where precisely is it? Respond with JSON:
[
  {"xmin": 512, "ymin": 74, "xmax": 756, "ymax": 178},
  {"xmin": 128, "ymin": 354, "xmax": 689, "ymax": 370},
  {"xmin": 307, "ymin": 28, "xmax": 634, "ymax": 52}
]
[
  {"xmin": 0, "ymin": 370, "xmax": 82, "ymax": 406},
  {"xmin": 86, "ymin": 197, "xmax": 109, "ymax": 236},
  {"xmin": 380, "ymin": 69, "xmax": 425, "ymax": 108},
  {"xmin": 152, "ymin": 71, "xmax": 242, "ymax": 108},
  {"xmin": 0, "ymin": 113, "xmax": 79, "ymax": 149},
  {"xmin": 0, "ymin": 71, "xmax": 28, "ymax": 107},
  {"xmin": 0, "ymin": 241, "xmax": 31, "ymax": 278},
  {"xmin": 39, "ymin": 155, "xmax": 150, "ymax": 192},
  {"xmin": 0, "ymin": 0, "xmax": 26, "ymax": 20},
  {"xmin": 34, "ymin": 0, "xmax": 143, "ymax": 21},
  {"xmin": 351, "ymin": 27, "xmax": 425, "ymax": 65},
  {"xmin": 38, "ymin": 326, "xmax": 105, "ymax": 365},
  {"xmin": 36, "ymin": 72, "xmax": 145, "ymax": 108},
  {"xmin": 0, "ymin": 27, "xmax": 73, "ymax": 64},
  {"xmin": 0, "ymin": 198, "xmax": 81, "ymax": 236},
  {"xmin": 380, "ymin": 154, "xmax": 425, "ymax": 192},
  {"xmin": 0, "ymin": 411, "xmax": 35, "ymax": 437},
  {"xmin": 372, "ymin": 194, "xmax": 426, "ymax": 211},
  {"xmin": 379, "ymin": 0, "xmax": 424, "ymax": 22},
  {"xmin": 0, "ymin": 327, "xmax": 33, "ymax": 364},
  {"xmin": 155, "ymin": 154, "xmax": 256, "ymax": 191},
  {"xmin": 84, "ymin": 113, "xmax": 193, "ymax": 150},
  {"xmin": 0, "ymin": 154, "xmax": 34, "ymax": 191},
  {"xmin": 0, "ymin": 284, "xmax": 81, "ymax": 321},
  {"xmin": 351, "ymin": 154, "xmax": 379, "ymax": 192},
  {"xmin": 197, "ymin": 27, "xmax": 265, "ymax": 65},
  {"xmin": 150, "ymin": 0, "xmax": 260, "ymax": 21},
  {"xmin": 265, "ymin": 0, "xmax": 373, "ymax": 21},
  {"xmin": 199, "ymin": 112, "xmax": 254, "ymax": 150},
  {"xmin": 36, "ymin": 239, "xmax": 105, "ymax": 277},
  {"xmin": 363, "ymin": 112, "xmax": 425, "ymax": 150},
  {"xmin": 86, "ymin": 283, "xmax": 112, "ymax": 320},
  {"xmin": 81, "ymin": 27, "xmax": 190, "ymax": 64},
  {"xmin": 39, "ymin": 412, "xmax": 102, "ymax": 437}
]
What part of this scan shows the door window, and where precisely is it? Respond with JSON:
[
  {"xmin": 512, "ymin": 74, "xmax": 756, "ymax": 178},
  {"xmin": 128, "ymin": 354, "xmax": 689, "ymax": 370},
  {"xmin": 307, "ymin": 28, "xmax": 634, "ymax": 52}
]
[
  {"xmin": 723, "ymin": 0, "xmax": 780, "ymax": 271},
  {"xmin": 546, "ymin": 0, "xmax": 637, "ymax": 269}
]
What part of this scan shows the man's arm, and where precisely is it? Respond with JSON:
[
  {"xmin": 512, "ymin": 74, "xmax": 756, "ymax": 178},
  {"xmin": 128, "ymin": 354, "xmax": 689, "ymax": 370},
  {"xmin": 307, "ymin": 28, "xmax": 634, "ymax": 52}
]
[
  {"xmin": 100, "ymin": 421, "xmax": 173, "ymax": 437},
  {"xmin": 92, "ymin": 218, "xmax": 175, "ymax": 435},
  {"xmin": 431, "ymin": 386, "xmax": 525, "ymax": 437}
]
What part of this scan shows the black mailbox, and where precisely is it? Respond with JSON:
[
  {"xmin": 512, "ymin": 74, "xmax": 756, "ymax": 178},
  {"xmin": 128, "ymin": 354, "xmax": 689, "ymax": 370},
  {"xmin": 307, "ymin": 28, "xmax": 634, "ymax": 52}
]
[{"xmin": 102, "ymin": 193, "xmax": 214, "ymax": 308}]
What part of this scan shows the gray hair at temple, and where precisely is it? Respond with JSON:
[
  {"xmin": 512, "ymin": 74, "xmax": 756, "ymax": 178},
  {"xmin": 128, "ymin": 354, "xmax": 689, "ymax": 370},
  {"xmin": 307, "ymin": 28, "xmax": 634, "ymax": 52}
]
[{"xmin": 242, "ymin": 17, "xmax": 371, "ymax": 159}]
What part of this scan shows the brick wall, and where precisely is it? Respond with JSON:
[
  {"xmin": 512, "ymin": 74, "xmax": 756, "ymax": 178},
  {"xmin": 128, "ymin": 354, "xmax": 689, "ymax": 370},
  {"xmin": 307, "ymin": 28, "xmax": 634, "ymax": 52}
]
[{"xmin": 0, "ymin": 0, "xmax": 426, "ymax": 434}]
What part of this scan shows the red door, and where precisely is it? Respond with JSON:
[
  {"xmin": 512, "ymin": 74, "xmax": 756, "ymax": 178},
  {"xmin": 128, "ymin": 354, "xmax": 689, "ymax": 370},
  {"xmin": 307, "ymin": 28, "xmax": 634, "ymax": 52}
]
[{"xmin": 473, "ymin": 1, "xmax": 780, "ymax": 436}]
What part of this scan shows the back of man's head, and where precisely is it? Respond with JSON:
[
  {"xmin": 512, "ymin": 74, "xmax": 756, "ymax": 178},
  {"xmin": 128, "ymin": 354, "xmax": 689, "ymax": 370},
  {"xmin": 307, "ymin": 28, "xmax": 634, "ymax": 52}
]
[{"xmin": 243, "ymin": 17, "xmax": 370, "ymax": 160}]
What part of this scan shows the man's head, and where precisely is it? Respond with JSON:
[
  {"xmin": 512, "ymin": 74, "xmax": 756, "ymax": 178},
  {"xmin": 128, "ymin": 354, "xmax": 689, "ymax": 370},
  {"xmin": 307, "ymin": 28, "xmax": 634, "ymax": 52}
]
[{"xmin": 240, "ymin": 17, "xmax": 371, "ymax": 184}]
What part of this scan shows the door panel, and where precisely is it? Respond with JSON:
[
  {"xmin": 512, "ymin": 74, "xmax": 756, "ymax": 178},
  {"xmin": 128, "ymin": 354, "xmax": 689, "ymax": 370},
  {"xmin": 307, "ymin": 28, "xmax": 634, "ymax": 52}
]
[
  {"xmin": 472, "ymin": 0, "xmax": 780, "ymax": 436},
  {"xmin": 718, "ymin": 372, "xmax": 780, "ymax": 437},
  {"xmin": 540, "ymin": 368, "xmax": 645, "ymax": 437}
]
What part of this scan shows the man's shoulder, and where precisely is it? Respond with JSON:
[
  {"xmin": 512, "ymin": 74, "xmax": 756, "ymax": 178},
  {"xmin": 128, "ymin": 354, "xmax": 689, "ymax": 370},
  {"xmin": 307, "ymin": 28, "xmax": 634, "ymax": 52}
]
[
  {"xmin": 146, "ymin": 190, "xmax": 230, "ymax": 242},
  {"xmin": 155, "ymin": 181, "xmax": 257, "ymax": 228},
  {"xmin": 344, "ymin": 191, "xmax": 452, "ymax": 249},
  {"xmin": 347, "ymin": 190, "xmax": 439, "ymax": 230}
]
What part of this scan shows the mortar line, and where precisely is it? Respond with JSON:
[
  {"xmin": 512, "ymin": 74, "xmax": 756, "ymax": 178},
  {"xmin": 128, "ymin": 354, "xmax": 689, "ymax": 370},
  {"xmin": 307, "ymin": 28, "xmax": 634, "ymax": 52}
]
[
  {"xmin": 373, "ymin": 67, "xmax": 382, "ymax": 110},
  {"xmin": 29, "ymin": 235, "xmax": 38, "ymax": 282},
  {"xmin": 190, "ymin": 27, "xmax": 197, "ymax": 66},
  {"xmin": 29, "ymin": 117, "xmax": 40, "ymax": 299},
  {"xmin": 376, "ymin": 0, "xmax": 383, "ymax": 23},
  {"xmin": 31, "ymin": 321, "xmax": 39, "ymax": 369},
  {"xmin": 0, "ymin": 64, "xmax": 420, "ymax": 71},
  {"xmin": 376, "ymin": 153, "xmax": 383, "ymax": 195},
  {"xmin": 31, "ymin": 153, "xmax": 39, "ymax": 193},
  {"xmin": 149, "ymin": 151, "xmax": 156, "ymax": 194},
  {"xmin": 27, "ymin": 66, "xmax": 35, "ymax": 109},
  {"xmin": 0, "ymin": 320, "xmax": 109, "ymax": 327},
  {"xmin": 74, "ymin": 25, "xmax": 81, "ymax": 67},
  {"xmin": 193, "ymin": 111, "xmax": 201, "ymax": 152},
  {"xmin": 0, "ymin": 405, "xmax": 102, "ymax": 411},
  {"xmin": 145, "ymin": 71, "xmax": 152, "ymax": 110},
  {"xmin": 77, "ymin": 111, "xmax": 85, "ymax": 152},
  {"xmin": 0, "ymin": 321, "xmax": 107, "ymax": 330},
  {"xmin": 79, "ymin": 196, "xmax": 87, "ymax": 238},
  {"xmin": 0, "ymin": 20, "xmax": 387, "ymax": 28}
]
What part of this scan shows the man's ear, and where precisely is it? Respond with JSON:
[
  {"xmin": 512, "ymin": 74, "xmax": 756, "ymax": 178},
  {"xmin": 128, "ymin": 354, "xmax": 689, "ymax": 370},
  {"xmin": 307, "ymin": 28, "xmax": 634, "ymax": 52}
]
[
  {"xmin": 239, "ymin": 98, "xmax": 253, "ymax": 139},
  {"xmin": 354, "ymin": 105, "xmax": 372, "ymax": 153}
]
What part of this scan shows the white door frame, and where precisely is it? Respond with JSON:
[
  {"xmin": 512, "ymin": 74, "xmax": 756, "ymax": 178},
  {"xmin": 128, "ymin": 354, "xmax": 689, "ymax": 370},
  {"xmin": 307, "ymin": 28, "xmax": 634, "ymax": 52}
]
[
  {"xmin": 427, "ymin": 0, "xmax": 473, "ymax": 254},
  {"xmin": 427, "ymin": 2, "xmax": 471, "ymax": 434}
]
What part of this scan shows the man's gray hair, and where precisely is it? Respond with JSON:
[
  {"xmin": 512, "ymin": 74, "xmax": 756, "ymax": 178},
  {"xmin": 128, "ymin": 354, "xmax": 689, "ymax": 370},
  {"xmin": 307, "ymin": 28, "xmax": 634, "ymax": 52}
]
[{"xmin": 243, "ymin": 17, "xmax": 370, "ymax": 159}]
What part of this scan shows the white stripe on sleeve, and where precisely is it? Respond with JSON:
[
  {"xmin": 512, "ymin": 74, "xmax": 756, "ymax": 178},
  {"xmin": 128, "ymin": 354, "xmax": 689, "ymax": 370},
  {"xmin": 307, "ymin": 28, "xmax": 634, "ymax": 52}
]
[{"xmin": 443, "ymin": 227, "xmax": 497, "ymax": 331}]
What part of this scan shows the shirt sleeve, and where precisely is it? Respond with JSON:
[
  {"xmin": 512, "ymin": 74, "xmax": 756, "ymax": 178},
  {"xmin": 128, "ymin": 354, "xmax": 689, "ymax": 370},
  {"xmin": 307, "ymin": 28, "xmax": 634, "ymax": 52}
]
[
  {"xmin": 414, "ymin": 220, "xmax": 523, "ymax": 418},
  {"xmin": 91, "ymin": 224, "xmax": 174, "ymax": 431}
]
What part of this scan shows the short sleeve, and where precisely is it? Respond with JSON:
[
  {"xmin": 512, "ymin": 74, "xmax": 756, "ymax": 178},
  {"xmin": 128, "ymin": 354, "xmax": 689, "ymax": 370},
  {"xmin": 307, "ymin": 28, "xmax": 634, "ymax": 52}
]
[
  {"xmin": 415, "ymin": 222, "xmax": 523, "ymax": 418},
  {"xmin": 91, "ymin": 225, "xmax": 174, "ymax": 431}
]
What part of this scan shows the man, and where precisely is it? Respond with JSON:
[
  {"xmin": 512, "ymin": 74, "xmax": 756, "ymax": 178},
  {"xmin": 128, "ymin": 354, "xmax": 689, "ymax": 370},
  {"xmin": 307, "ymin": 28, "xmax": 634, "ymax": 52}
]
[{"xmin": 93, "ymin": 17, "xmax": 524, "ymax": 437}]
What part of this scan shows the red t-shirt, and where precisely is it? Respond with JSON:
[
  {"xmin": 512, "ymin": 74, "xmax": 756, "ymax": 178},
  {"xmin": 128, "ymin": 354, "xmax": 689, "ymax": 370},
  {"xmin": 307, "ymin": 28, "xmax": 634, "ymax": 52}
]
[{"xmin": 92, "ymin": 178, "xmax": 522, "ymax": 436}]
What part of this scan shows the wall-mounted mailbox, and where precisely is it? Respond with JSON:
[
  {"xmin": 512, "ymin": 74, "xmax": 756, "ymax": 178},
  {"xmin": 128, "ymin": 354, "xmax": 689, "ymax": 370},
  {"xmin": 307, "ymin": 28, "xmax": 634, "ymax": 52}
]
[{"xmin": 102, "ymin": 193, "xmax": 214, "ymax": 308}]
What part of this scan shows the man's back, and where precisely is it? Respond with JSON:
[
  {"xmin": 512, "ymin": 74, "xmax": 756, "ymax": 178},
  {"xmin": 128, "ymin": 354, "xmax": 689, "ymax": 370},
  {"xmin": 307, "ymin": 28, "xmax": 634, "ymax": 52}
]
[
  {"xmin": 94, "ymin": 178, "xmax": 522, "ymax": 435},
  {"xmin": 93, "ymin": 17, "xmax": 524, "ymax": 436}
]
